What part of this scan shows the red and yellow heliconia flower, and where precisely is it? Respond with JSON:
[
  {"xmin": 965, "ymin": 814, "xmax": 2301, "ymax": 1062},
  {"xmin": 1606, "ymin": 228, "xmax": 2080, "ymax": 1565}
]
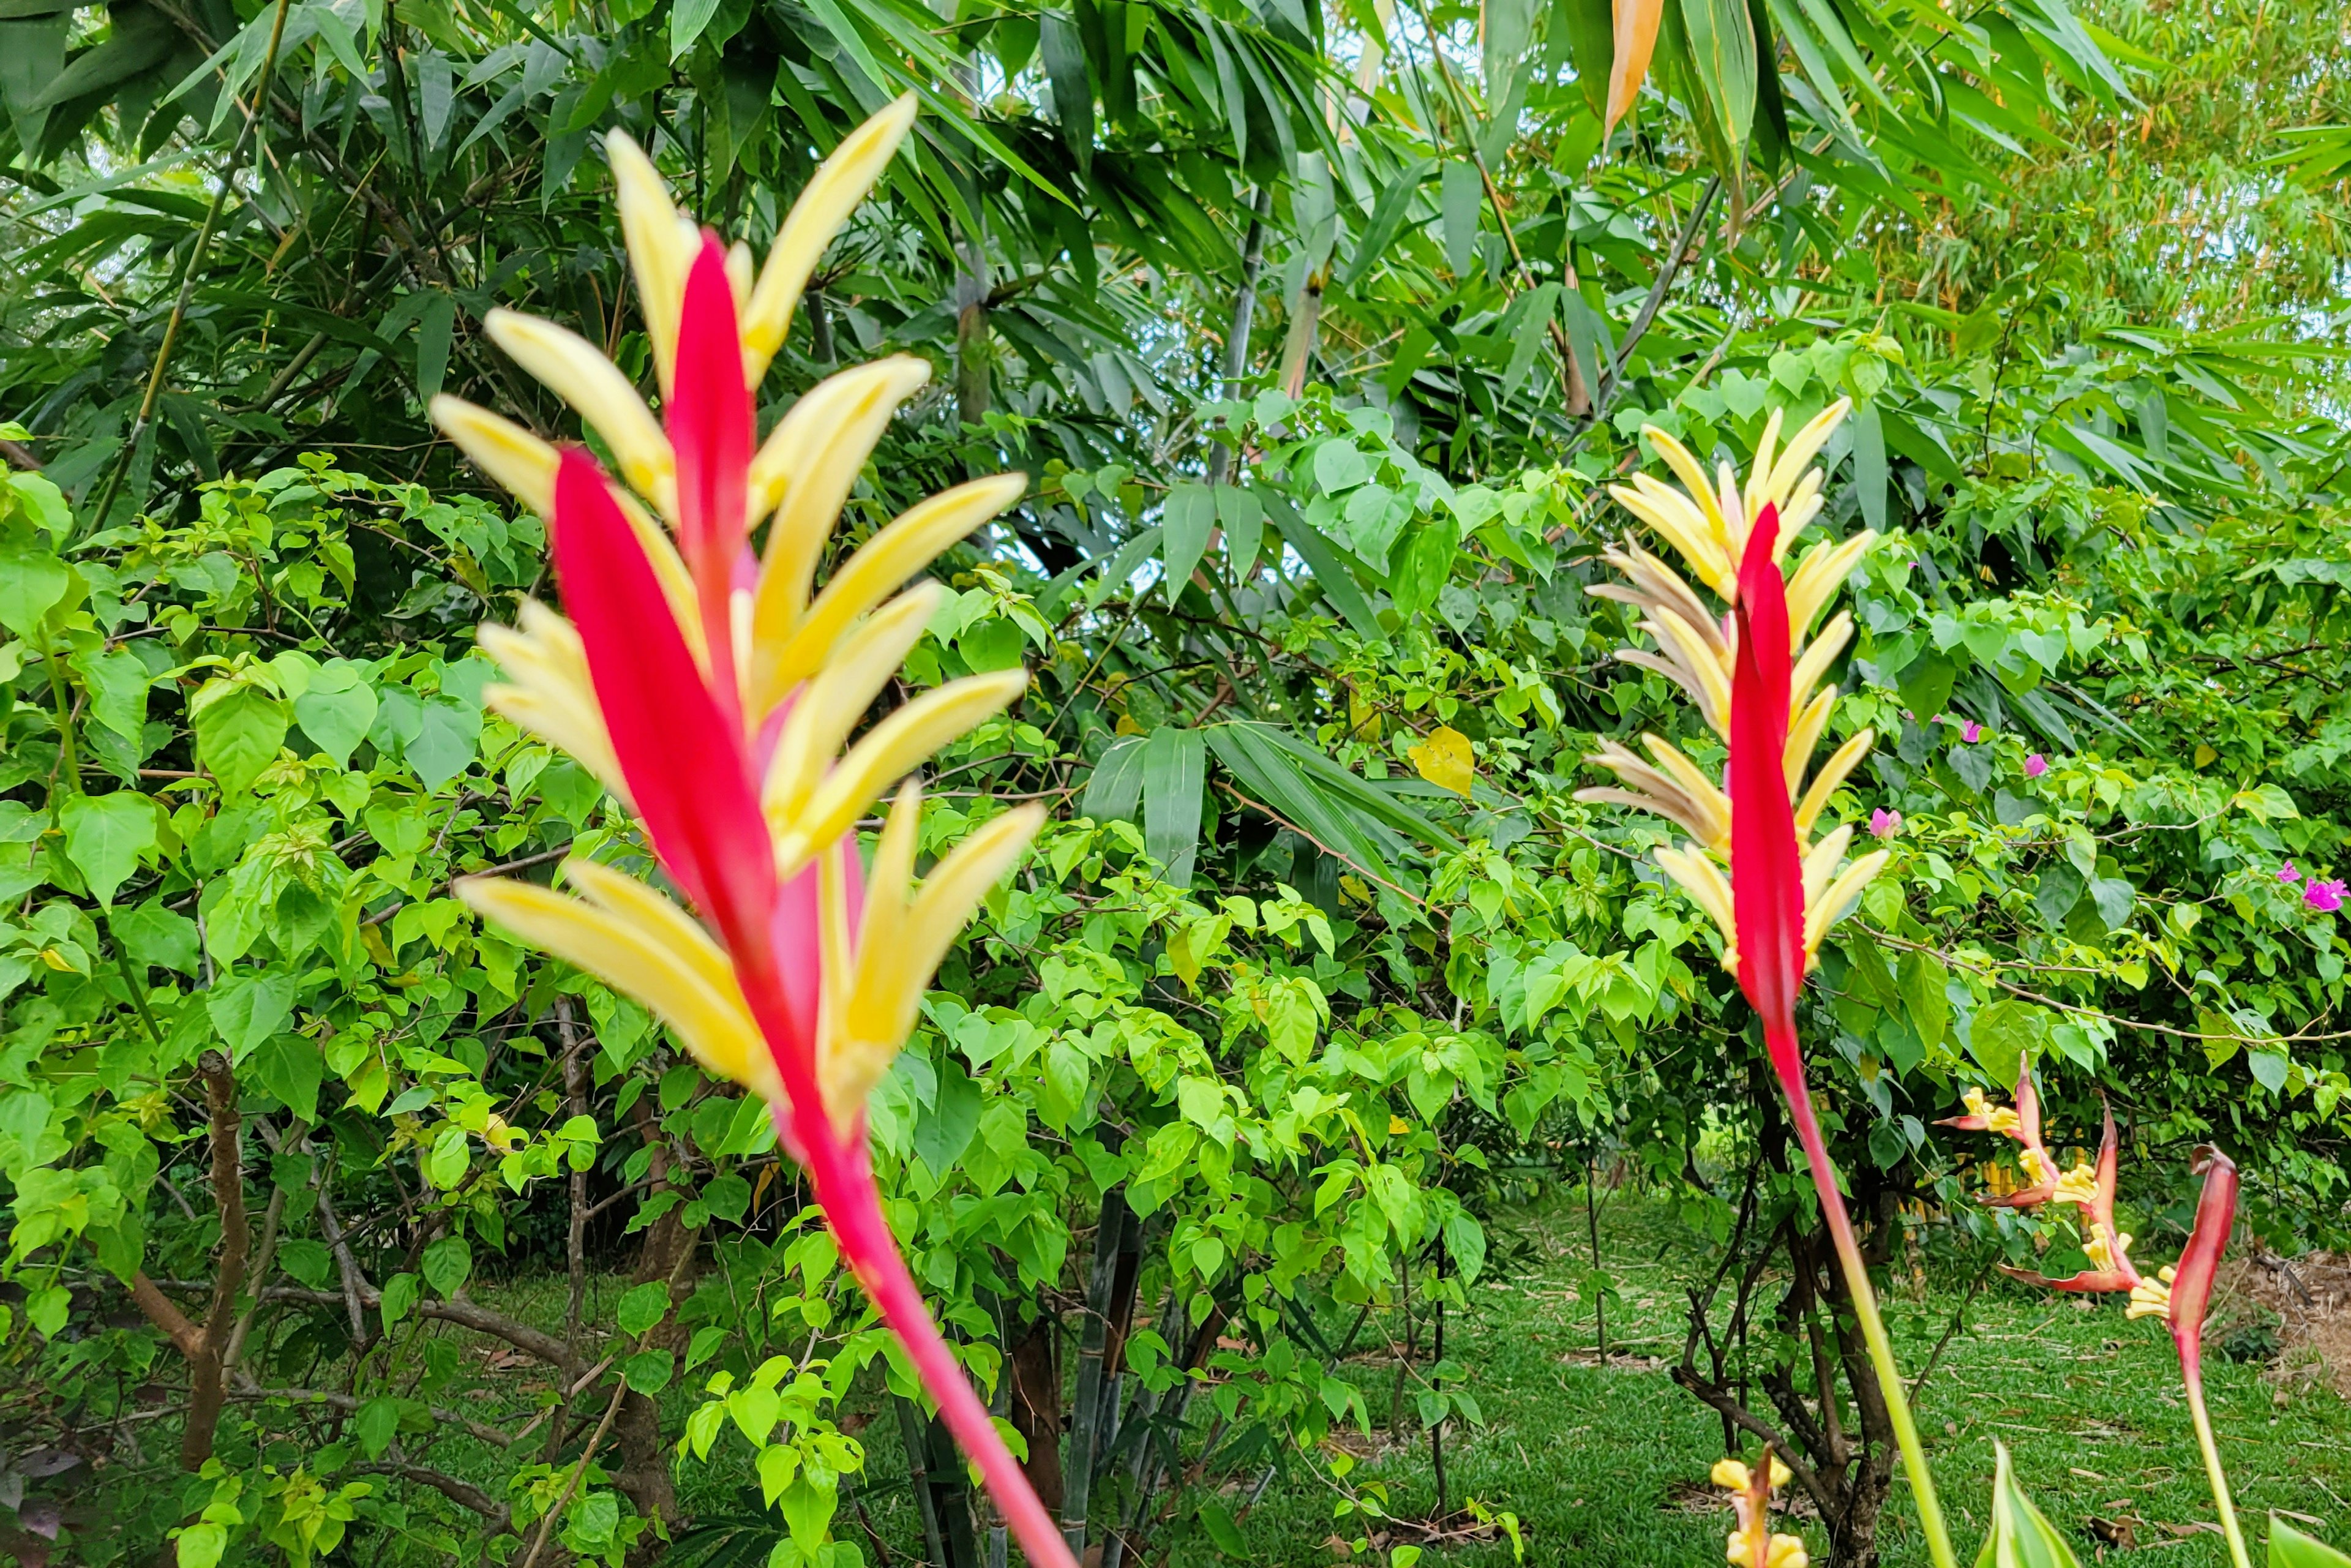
[
  {"xmin": 1588, "ymin": 407, "xmax": 1960, "ymax": 1568},
  {"xmin": 429, "ymin": 98, "xmax": 1074, "ymax": 1568},
  {"xmin": 1933, "ymin": 1061, "xmax": 2061, "ymax": 1210}
]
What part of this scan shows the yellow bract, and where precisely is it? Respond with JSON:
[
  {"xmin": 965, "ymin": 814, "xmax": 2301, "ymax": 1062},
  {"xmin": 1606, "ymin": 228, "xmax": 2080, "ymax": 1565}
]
[{"xmin": 2126, "ymin": 1266, "xmax": 2176, "ymax": 1322}]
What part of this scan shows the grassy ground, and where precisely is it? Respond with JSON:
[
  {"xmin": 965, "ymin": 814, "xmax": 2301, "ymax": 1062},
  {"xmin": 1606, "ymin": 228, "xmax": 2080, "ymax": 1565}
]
[
  {"xmin": 495, "ymin": 1191, "xmax": 2351, "ymax": 1567},
  {"xmin": 675, "ymin": 1191, "xmax": 2351, "ymax": 1568},
  {"xmin": 1179, "ymin": 1194, "xmax": 2351, "ymax": 1567}
]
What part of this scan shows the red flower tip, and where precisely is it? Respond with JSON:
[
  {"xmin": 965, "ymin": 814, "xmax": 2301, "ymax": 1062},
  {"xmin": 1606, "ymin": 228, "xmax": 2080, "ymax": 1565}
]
[
  {"xmin": 2169, "ymin": 1146, "xmax": 2238, "ymax": 1358},
  {"xmin": 1728, "ymin": 501, "xmax": 1804, "ymax": 1048},
  {"xmin": 671, "ymin": 231, "xmax": 753, "ymax": 715}
]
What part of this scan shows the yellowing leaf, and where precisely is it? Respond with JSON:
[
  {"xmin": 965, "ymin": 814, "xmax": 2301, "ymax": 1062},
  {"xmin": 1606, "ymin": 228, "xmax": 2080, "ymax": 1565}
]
[
  {"xmin": 2193, "ymin": 743, "xmax": 2217, "ymax": 767},
  {"xmin": 1409, "ymin": 726, "xmax": 1477, "ymax": 797},
  {"xmin": 1605, "ymin": 0, "xmax": 1666, "ymax": 139}
]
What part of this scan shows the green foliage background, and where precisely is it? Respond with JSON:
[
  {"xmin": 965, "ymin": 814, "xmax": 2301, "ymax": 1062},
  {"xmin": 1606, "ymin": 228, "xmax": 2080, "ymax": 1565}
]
[{"xmin": 2, "ymin": 0, "xmax": 2350, "ymax": 1558}]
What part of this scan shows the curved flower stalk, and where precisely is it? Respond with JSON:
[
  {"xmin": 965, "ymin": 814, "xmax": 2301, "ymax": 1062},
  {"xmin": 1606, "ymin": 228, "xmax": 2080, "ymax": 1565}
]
[
  {"xmin": 1581, "ymin": 403, "xmax": 1957, "ymax": 1568},
  {"xmin": 1947, "ymin": 1098, "xmax": 2251, "ymax": 1568},
  {"xmin": 429, "ymin": 100, "xmax": 1073, "ymax": 1568}
]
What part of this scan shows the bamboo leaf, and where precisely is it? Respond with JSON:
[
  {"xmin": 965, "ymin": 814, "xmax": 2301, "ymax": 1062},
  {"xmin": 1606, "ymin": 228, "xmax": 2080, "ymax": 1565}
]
[{"xmin": 1603, "ymin": 0, "xmax": 1664, "ymax": 138}]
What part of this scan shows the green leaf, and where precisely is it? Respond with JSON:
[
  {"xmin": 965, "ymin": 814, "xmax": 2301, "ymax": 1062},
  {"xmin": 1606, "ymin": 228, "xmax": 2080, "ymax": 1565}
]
[
  {"xmin": 670, "ymin": 0, "xmax": 723, "ymax": 54},
  {"xmin": 380, "ymin": 1271, "xmax": 419, "ymax": 1329},
  {"xmin": 1677, "ymin": 0, "xmax": 1757, "ymax": 176},
  {"xmin": 293, "ymin": 661, "xmax": 380, "ymax": 767},
  {"xmin": 1441, "ymin": 159, "xmax": 1482, "ymax": 277},
  {"xmin": 1968, "ymin": 1000, "xmax": 2045, "ymax": 1093},
  {"xmin": 421, "ymin": 1233, "xmax": 473, "ymax": 1297},
  {"xmin": 617, "ymin": 1280, "xmax": 672, "ymax": 1337},
  {"xmin": 191, "ymin": 678, "xmax": 290, "ymax": 795},
  {"xmin": 208, "ymin": 970, "xmax": 296, "ymax": 1060},
  {"xmin": 1216, "ymin": 484, "xmax": 1264, "ymax": 581},
  {"xmin": 913, "ymin": 1055, "xmax": 982, "ymax": 1179},
  {"xmin": 1853, "ymin": 399, "xmax": 1888, "ymax": 530},
  {"xmin": 252, "ymin": 1032, "xmax": 324, "ymax": 1122},
  {"xmin": 1973, "ymin": 1442, "xmax": 2082, "ymax": 1568},
  {"xmin": 1261, "ymin": 493, "xmax": 1387, "ymax": 645},
  {"xmin": 2271, "ymin": 1521, "xmax": 2351, "ymax": 1568},
  {"xmin": 59, "ymin": 790, "xmax": 156, "ymax": 904},
  {"xmin": 0, "ymin": 530, "xmax": 69, "ymax": 638},
  {"xmin": 1041, "ymin": 10, "xmax": 1093, "ymax": 176},
  {"xmin": 408, "ymin": 692, "xmax": 481, "ymax": 790},
  {"xmin": 414, "ymin": 292, "xmax": 456, "ymax": 402},
  {"xmin": 1897, "ymin": 949, "xmax": 1949, "ymax": 1051},
  {"xmin": 1163, "ymin": 482, "xmax": 1215, "ymax": 603},
  {"xmin": 1141, "ymin": 726, "xmax": 1207, "ymax": 888},
  {"xmin": 70, "ymin": 643, "xmax": 150, "ymax": 741},
  {"xmin": 354, "ymin": 1395, "xmax": 401, "ymax": 1458},
  {"xmin": 1082, "ymin": 735, "xmax": 1147, "ymax": 823},
  {"xmin": 624, "ymin": 1349, "xmax": 674, "ymax": 1393},
  {"xmin": 114, "ymin": 899, "xmax": 199, "ymax": 974}
]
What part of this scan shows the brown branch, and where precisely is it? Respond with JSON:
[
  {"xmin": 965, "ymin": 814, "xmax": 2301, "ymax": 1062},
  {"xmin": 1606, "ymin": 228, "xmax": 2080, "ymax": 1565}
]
[
  {"xmin": 260, "ymin": 1286, "xmax": 580, "ymax": 1376},
  {"xmin": 354, "ymin": 1461, "xmax": 514, "ymax": 1526},
  {"xmin": 183, "ymin": 1049, "xmax": 247, "ymax": 1469},
  {"xmin": 129, "ymin": 1271, "xmax": 204, "ymax": 1359},
  {"xmin": 234, "ymin": 1387, "xmax": 517, "ymax": 1452}
]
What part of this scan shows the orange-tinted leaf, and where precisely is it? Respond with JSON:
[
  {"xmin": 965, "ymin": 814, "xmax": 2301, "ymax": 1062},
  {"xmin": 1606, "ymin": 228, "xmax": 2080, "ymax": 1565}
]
[{"xmin": 1605, "ymin": 0, "xmax": 1666, "ymax": 138}]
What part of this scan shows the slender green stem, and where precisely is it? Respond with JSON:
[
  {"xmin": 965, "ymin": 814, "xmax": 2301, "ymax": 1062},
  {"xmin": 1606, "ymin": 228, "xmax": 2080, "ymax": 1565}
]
[
  {"xmin": 2180, "ymin": 1353, "xmax": 2254, "ymax": 1568},
  {"xmin": 1784, "ymin": 1076, "xmax": 1957, "ymax": 1568}
]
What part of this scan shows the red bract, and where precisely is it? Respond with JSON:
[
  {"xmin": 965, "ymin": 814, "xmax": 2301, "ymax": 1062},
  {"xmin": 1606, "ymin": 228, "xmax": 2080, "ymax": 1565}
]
[
  {"xmin": 669, "ymin": 236, "xmax": 754, "ymax": 721},
  {"xmin": 549, "ymin": 449, "xmax": 776, "ymax": 955},
  {"xmin": 1728, "ymin": 501, "xmax": 1805, "ymax": 1059},
  {"xmin": 2168, "ymin": 1146, "xmax": 2238, "ymax": 1371}
]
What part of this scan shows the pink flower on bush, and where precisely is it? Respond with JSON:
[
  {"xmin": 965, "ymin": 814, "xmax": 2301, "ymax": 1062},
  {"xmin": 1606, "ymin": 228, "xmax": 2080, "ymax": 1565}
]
[
  {"xmin": 2306, "ymin": 879, "xmax": 2346, "ymax": 913},
  {"xmin": 2024, "ymin": 753, "xmax": 2047, "ymax": 778},
  {"xmin": 2279, "ymin": 862, "xmax": 2301, "ymax": 883},
  {"xmin": 1959, "ymin": 719, "xmax": 1982, "ymax": 743},
  {"xmin": 1869, "ymin": 808, "xmax": 1902, "ymax": 839}
]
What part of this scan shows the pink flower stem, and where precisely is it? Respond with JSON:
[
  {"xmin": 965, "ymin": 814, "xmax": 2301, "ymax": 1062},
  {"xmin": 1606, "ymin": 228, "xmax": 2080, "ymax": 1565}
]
[
  {"xmin": 806, "ymin": 1130, "xmax": 1079, "ymax": 1568},
  {"xmin": 1768, "ymin": 1022, "xmax": 1957, "ymax": 1568},
  {"xmin": 2175, "ymin": 1337, "xmax": 2253, "ymax": 1568}
]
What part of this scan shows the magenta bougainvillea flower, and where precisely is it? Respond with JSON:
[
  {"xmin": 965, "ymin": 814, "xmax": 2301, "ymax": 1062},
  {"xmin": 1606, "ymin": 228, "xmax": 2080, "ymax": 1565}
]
[
  {"xmin": 2024, "ymin": 753, "xmax": 2047, "ymax": 778},
  {"xmin": 1584, "ymin": 405, "xmax": 1957, "ymax": 1568},
  {"xmin": 2279, "ymin": 863, "xmax": 2301, "ymax": 883},
  {"xmin": 429, "ymin": 100, "xmax": 1074, "ymax": 1568},
  {"xmin": 1869, "ymin": 808, "xmax": 1902, "ymax": 839},
  {"xmin": 1959, "ymin": 719, "xmax": 1983, "ymax": 743},
  {"xmin": 2306, "ymin": 878, "xmax": 2346, "ymax": 913}
]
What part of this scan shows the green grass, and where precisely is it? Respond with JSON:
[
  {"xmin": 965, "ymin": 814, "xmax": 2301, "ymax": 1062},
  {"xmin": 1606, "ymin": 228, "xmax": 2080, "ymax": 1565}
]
[
  {"xmin": 470, "ymin": 1193, "xmax": 2351, "ymax": 1567},
  {"xmin": 1167, "ymin": 1195, "xmax": 2351, "ymax": 1567}
]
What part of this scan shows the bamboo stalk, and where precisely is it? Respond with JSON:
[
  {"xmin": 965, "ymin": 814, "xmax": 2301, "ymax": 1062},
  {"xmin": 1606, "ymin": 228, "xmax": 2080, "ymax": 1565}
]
[{"xmin": 1060, "ymin": 1186, "xmax": 1131, "ymax": 1556}]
